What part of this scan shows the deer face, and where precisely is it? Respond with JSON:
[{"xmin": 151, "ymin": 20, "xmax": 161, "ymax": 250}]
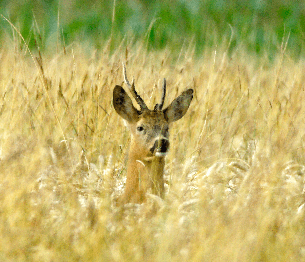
[
  {"xmin": 130, "ymin": 110, "xmax": 170, "ymax": 157},
  {"xmin": 113, "ymin": 84, "xmax": 193, "ymax": 159}
]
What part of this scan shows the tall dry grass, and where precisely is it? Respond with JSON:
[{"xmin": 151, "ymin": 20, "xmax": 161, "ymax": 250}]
[{"xmin": 0, "ymin": 40, "xmax": 305, "ymax": 261}]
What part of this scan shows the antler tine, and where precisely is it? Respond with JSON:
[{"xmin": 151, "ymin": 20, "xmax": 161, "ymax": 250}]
[
  {"xmin": 122, "ymin": 63, "xmax": 148, "ymax": 110},
  {"xmin": 122, "ymin": 62, "xmax": 134, "ymax": 89},
  {"xmin": 154, "ymin": 78, "xmax": 166, "ymax": 111}
]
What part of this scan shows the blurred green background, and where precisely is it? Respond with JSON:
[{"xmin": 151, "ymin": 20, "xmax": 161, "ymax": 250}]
[{"xmin": 1, "ymin": 0, "xmax": 305, "ymax": 59}]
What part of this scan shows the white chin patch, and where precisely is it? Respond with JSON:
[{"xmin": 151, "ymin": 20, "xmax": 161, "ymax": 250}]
[
  {"xmin": 155, "ymin": 152, "xmax": 168, "ymax": 157},
  {"xmin": 122, "ymin": 120, "xmax": 128, "ymax": 127}
]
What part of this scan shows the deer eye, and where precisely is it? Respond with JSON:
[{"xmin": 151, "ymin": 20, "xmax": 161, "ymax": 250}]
[{"xmin": 137, "ymin": 126, "xmax": 144, "ymax": 132}]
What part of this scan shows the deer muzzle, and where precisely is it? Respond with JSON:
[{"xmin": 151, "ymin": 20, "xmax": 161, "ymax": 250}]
[{"xmin": 150, "ymin": 138, "xmax": 170, "ymax": 156}]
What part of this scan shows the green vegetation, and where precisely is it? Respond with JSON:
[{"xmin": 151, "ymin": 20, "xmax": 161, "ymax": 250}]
[{"xmin": 1, "ymin": 0, "xmax": 305, "ymax": 59}]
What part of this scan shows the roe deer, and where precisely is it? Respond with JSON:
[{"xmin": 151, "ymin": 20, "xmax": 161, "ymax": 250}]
[{"xmin": 113, "ymin": 64, "xmax": 193, "ymax": 204}]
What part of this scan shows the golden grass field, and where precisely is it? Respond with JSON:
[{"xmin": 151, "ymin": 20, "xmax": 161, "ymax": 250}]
[{"xmin": 0, "ymin": 39, "xmax": 305, "ymax": 261}]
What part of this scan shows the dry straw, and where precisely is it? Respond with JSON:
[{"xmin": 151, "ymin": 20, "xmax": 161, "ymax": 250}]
[{"xmin": 0, "ymin": 17, "xmax": 305, "ymax": 261}]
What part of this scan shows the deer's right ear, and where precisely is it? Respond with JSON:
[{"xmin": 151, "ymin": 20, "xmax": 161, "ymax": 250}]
[{"xmin": 113, "ymin": 85, "xmax": 139, "ymax": 122}]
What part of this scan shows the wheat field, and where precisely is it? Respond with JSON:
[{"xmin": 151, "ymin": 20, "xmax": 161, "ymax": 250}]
[{"xmin": 0, "ymin": 39, "xmax": 305, "ymax": 261}]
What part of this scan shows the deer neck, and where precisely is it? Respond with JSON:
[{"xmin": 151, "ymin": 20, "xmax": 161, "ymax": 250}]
[
  {"xmin": 128, "ymin": 138, "xmax": 165, "ymax": 174},
  {"xmin": 124, "ymin": 139, "xmax": 165, "ymax": 202}
]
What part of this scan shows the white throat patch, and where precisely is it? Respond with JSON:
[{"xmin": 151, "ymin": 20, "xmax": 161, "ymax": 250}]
[{"xmin": 155, "ymin": 152, "xmax": 168, "ymax": 157}]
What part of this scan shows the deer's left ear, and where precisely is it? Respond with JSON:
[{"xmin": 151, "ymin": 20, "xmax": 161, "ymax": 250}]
[{"xmin": 163, "ymin": 89, "xmax": 193, "ymax": 123}]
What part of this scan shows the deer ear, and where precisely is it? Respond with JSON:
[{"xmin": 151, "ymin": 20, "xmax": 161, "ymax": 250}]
[
  {"xmin": 163, "ymin": 89, "xmax": 193, "ymax": 123},
  {"xmin": 113, "ymin": 85, "xmax": 139, "ymax": 122}
]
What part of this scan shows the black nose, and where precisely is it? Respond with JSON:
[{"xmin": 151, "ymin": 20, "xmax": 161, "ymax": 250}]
[{"xmin": 150, "ymin": 139, "xmax": 170, "ymax": 154}]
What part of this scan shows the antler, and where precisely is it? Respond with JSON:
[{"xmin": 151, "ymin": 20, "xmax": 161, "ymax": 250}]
[
  {"xmin": 154, "ymin": 78, "xmax": 166, "ymax": 111},
  {"xmin": 122, "ymin": 63, "xmax": 148, "ymax": 111}
]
